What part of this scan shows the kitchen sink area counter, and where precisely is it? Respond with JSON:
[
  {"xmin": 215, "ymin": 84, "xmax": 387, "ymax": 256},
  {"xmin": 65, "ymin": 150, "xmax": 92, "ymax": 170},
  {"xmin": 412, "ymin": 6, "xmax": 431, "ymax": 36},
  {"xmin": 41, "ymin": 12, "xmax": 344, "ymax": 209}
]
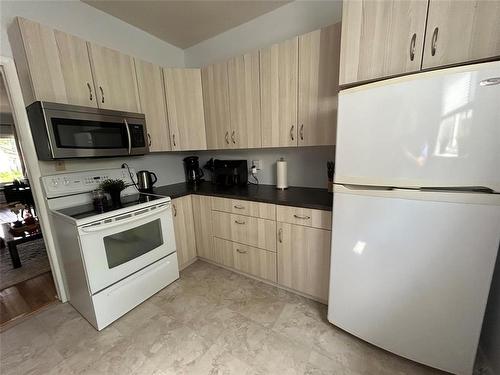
[{"xmin": 153, "ymin": 182, "xmax": 333, "ymax": 211}]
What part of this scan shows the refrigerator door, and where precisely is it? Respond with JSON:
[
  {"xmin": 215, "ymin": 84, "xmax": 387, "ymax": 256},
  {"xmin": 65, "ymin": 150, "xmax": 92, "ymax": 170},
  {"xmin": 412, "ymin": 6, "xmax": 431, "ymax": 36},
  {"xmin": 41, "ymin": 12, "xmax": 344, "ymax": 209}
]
[
  {"xmin": 328, "ymin": 185, "xmax": 500, "ymax": 375},
  {"xmin": 335, "ymin": 61, "xmax": 500, "ymax": 192}
]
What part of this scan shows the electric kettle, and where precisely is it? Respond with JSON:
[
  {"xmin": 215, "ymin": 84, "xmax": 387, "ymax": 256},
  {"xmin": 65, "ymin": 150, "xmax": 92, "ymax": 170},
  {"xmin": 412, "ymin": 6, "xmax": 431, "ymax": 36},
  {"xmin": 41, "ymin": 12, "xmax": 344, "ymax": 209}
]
[{"xmin": 136, "ymin": 170, "xmax": 158, "ymax": 192}]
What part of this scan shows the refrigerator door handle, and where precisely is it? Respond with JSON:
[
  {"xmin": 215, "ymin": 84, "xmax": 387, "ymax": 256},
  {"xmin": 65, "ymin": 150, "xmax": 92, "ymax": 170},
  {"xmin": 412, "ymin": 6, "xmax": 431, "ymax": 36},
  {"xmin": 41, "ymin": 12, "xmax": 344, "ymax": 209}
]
[{"xmin": 480, "ymin": 77, "xmax": 500, "ymax": 86}]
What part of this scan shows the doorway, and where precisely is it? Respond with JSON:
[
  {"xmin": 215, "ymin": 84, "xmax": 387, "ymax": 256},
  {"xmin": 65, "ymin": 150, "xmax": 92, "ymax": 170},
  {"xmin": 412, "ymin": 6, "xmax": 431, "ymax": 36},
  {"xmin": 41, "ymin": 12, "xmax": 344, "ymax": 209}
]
[{"xmin": 0, "ymin": 67, "xmax": 57, "ymax": 329}]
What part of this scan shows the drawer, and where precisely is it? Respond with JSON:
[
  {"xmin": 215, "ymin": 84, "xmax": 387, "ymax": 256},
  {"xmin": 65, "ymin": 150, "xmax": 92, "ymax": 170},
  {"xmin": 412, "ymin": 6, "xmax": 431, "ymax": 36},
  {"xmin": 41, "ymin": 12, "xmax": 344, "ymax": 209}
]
[
  {"xmin": 211, "ymin": 197, "xmax": 275, "ymax": 220},
  {"xmin": 212, "ymin": 237, "xmax": 235, "ymax": 268},
  {"xmin": 276, "ymin": 205, "xmax": 332, "ymax": 230},
  {"xmin": 212, "ymin": 211, "xmax": 276, "ymax": 252},
  {"xmin": 233, "ymin": 241, "xmax": 277, "ymax": 283}
]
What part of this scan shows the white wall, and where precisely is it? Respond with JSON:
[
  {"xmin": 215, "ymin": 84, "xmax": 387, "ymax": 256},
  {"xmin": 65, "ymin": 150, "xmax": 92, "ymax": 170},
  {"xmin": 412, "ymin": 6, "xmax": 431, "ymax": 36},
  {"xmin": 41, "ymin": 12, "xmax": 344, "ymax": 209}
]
[
  {"xmin": 0, "ymin": 0, "xmax": 184, "ymax": 66},
  {"xmin": 184, "ymin": 0, "xmax": 342, "ymax": 67},
  {"xmin": 195, "ymin": 146, "xmax": 334, "ymax": 189}
]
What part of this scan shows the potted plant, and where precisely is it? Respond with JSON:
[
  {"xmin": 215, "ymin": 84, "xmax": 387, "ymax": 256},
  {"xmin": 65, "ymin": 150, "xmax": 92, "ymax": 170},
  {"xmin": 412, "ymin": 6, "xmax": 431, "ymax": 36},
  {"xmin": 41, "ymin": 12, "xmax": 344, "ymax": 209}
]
[{"xmin": 99, "ymin": 179, "xmax": 126, "ymax": 208}]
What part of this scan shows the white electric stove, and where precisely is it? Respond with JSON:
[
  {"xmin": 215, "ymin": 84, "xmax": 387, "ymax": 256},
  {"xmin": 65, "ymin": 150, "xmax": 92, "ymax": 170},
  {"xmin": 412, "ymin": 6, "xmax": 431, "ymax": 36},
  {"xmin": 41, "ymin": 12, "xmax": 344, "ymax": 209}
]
[{"xmin": 43, "ymin": 168, "xmax": 179, "ymax": 330}]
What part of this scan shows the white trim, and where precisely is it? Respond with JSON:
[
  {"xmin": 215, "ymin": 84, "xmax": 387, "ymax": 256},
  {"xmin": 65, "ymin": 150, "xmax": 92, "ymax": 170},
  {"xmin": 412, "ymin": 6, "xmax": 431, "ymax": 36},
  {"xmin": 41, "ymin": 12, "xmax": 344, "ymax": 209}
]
[{"xmin": 0, "ymin": 56, "xmax": 67, "ymax": 301}]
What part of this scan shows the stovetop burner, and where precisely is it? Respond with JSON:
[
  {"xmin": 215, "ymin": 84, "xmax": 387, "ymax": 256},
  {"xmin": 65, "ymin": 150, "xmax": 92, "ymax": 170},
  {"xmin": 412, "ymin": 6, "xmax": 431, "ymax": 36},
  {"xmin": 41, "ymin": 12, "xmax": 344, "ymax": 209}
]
[{"xmin": 55, "ymin": 193, "xmax": 165, "ymax": 220}]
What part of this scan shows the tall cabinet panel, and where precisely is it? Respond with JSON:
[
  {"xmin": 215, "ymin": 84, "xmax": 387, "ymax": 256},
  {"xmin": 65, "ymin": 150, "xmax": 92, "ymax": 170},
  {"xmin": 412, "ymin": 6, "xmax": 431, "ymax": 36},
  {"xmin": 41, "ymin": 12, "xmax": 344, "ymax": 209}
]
[
  {"xmin": 228, "ymin": 51, "xmax": 262, "ymax": 148},
  {"xmin": 298, "ymin": 23, "xmax": 341, "ymax": 146},
  {"xmin": 422, "ymin": 0, "xmax": 500, "ymax": 69},
  {"xmin": 172, "ymin": 196, "xmax": 197, "ymax": 270},
  {"xmin": 134, "ymin": 59, "xmax": 170, "ymax": 152},
  {"xmin": 192, "ymin": 195, "xmax": 213, "ymax": 260},
  {"xmin": 260, "ymin": 37, "xmax": 298, "ymax": 147},
  {"xmin": 163, "ymin": 68, "xmax": 207, "ymax": 151},
  {"xmin": 201, "ymin": 61, "xmax": 231, "ymax": 149},
  {"xmin": 339, "ymin": 0, "xmax": 428, "ymax": 85},
  {"xmin": 10, "ymin": 17, "xmax": 68, "ymax": 105},
  {"xmin": 87, "ymin": 43, "xmax": 141, "ymax": 112}
]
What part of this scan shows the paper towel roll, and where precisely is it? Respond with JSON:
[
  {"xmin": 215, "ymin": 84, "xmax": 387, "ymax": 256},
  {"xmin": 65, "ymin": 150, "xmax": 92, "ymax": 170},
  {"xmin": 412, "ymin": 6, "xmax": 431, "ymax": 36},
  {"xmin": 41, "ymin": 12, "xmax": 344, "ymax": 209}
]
[{"xmin": 276, "ymin": 158, "xmax": 288, "ymax": 190}]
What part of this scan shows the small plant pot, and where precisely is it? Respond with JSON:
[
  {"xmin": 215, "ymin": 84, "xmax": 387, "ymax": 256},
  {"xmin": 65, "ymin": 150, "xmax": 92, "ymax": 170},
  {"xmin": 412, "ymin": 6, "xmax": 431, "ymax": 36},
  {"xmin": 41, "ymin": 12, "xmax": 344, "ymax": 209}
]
[{"xmin": 109, "ymin": 190, "xmax": 123, "ymax": 208}]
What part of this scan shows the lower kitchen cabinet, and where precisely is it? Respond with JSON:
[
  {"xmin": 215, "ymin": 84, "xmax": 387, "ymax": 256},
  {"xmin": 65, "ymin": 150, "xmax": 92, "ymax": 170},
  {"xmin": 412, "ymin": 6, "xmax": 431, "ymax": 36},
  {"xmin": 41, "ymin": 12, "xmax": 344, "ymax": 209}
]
[
  {"xmin": 192, "ymin": 195, "xmax": 214, "ymax": 260},
  {"xmin": 212, "ymin": 210, "xmax": 276, "ymax": 252},
  {"xmin": 277, "ymin": 222, "xmax": 331, "ymax": 301},
  {"xmin": 212, "ymin": 237, "xmax": 235, "ymax": 268},
  {"xmin": 233, "ymin": 241, "xmax": 277, "ymax": 282},
  {"xmin": 171, "ymin": 196, "xmax": 196, "ymax": 270}
]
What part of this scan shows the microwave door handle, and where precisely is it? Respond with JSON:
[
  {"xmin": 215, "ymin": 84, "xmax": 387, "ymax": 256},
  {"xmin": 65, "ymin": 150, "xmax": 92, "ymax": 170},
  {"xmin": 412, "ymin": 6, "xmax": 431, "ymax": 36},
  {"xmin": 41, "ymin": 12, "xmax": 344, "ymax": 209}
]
[
  {"xmin": 80, "ymin": 204, "xmax": 170, "ymax": 233},
  {"xmin": 124, "ymin": 119, "xmax": 131, "ymax": 155}
]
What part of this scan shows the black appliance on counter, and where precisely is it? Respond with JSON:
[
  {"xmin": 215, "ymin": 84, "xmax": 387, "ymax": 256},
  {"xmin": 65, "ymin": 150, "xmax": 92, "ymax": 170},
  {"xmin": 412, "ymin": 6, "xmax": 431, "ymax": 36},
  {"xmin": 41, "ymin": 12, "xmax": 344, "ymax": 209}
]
[
  {"xmin": 213, "ymin": 159, "xmax": 248, "ymax": 187},
  {"xmin": 183, "ymin": 156, "xmax": 204, "ymax": 184},
  {"xmin": 136, "ymin": 170, "xmax": 158, "ymax": 193}
]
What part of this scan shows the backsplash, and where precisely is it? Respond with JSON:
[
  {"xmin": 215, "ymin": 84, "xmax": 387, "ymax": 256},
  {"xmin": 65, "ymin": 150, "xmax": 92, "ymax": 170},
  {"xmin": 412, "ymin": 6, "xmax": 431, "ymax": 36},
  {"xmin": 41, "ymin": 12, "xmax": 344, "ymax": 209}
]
[{"xmin": 37, "ymin": 146, "xmax": 334, "ymax": 190}]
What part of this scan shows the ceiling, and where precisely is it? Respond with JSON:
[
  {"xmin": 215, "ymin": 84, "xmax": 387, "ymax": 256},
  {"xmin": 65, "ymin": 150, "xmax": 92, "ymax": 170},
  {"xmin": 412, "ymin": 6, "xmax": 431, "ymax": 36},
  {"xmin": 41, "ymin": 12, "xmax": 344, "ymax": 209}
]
[{"xmin": 82, "ymin": 0, "xmax": 292, "ymax": 49}]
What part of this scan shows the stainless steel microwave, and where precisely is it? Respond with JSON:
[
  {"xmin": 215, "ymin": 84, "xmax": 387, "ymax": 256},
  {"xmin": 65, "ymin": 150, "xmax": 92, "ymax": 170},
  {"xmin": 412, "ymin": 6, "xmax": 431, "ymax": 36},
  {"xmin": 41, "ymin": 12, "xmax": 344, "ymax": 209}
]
[{"xmin": 26, "ymin": 101, "xmax": 149, "ymax": 160}]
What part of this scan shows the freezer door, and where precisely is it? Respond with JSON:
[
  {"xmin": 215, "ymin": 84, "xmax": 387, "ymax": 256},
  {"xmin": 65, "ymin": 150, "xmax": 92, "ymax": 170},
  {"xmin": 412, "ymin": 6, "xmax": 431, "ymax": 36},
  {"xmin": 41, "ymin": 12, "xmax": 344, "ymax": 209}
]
[
  {"xmin": 336, "ymin": 61, "xmax": 500, "ymax": 191},
  {"xmin": 328, "ymin": 185, "xmax": 500, "ymax": 375}
]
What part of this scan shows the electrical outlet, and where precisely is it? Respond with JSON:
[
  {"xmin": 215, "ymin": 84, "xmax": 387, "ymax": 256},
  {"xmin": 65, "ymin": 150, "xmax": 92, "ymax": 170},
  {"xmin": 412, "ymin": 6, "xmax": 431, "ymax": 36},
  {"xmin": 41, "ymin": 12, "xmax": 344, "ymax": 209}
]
[{"xmin": 252, "ymin": 160, "xmax": 262, "ymax": 170}]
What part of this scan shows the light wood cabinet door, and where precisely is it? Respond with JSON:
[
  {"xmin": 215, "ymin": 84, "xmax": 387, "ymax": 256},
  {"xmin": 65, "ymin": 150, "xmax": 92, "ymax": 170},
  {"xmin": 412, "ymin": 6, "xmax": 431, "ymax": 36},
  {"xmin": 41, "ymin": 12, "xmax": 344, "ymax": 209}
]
[
  {"xmin": 211, "ymin": 197, "xmax": 276, "ymax": 220},
  {"xmin": 134, "ymin": 59, "xmax": 170, "ymax": 152},
  {"xmin": 87, "ymin": 42, "xmax": 140, "ymax": 112},
  {"xmin": 212, "ymin": 237, "xmax": 235, "ymax": 268},
  {"xmin": 298, "ymin": 23, "xmax": 341, "ymax": 146},
  {"xmin": 422, "ymin": 0, "xmax": 500, "ymax": 69},
  {"xmin": 212, "ymin": 211, "xmax": 276, "ymax": 252},
  {"xmin": 201, "ymin": 61, "xmax": 231, "ymax": 149},
  {"xmin": 233, "ymin": 242, "xmax": 277, "ymax": 282},
  {"xmin": 192, "ymin": 195, "xmax": 214, "ymax": 260},
  {"xmin": 10, "ymin": 17, "xmax": 96, "ymax": 107},
  {"xmin": 339, "ymin": 0, "xmax": 428, "ymax": 85},
  {"xmin": 276, "ymin": 205, "xmax": 332, "ymax": 230},
  {"xmin": 164, "ymin": 68, "xmax": 207, "ymax": 151},
  {"xmin": 228, "ymin": 51, "xmax": 261, "ymax": 148},
  {"xmin": 260, "ymin": 37, "xmax": 298, "ymax": 147},
  {"xmin": 172, "ymin": 196, "xmax": 196, "ymax": 270},
  {"xmin": 277, "ymin": 222, "xmax": 331, "ymax": 301}
]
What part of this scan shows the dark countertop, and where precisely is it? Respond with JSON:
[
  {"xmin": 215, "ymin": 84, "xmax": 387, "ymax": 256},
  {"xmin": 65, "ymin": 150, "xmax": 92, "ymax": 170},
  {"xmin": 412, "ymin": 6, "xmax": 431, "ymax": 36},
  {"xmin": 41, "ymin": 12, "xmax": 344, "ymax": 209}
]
[{"xmin": 153, "ymin": 182, "xmax": 333, "ymax": 211}]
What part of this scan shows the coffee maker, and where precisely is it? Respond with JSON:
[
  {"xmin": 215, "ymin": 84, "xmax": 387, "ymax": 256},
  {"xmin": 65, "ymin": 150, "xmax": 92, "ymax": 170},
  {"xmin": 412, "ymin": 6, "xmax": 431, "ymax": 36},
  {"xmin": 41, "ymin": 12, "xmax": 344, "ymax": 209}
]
[{"xmin": 183, "ymin": 156, "xmax": 204, "ymax": 184}]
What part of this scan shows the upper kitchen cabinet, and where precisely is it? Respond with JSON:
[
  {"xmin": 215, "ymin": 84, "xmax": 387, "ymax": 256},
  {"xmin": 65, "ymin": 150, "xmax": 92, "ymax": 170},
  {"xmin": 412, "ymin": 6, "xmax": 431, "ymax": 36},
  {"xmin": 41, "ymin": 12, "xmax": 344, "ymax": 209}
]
[
  {"xmin": 163, "ymin": 68, "xmax": 207, "ymax": 151},
  {"xmin": 87, "ymin": 43, "xmax": 141, "ymax": 113},
  {"xmin": 260, "ymin": 37, "xmax": 298, "ymax": 147},
  {"xmin": 422, "ymin": 0, "xmax": 500, "ymax": 69},
  {"xmin": 9, "ymin": 17, "xmax": 97, "ymax": 107},
  {"xmin": 298, "ymin": 23, "xmax": 341, "ymax": 146},
  {"xmin": 134, "ymin": 59, "xmax": 171, "ymax": 152},
  {"xmin": 228, "ymin": 51, "xmax": 262, "ymax": 148},
  {"xmin": 339, "ymin": 0, "xmax": 428, "ymax": 85},
  {"xmin": 201, "ymin": 61, "xmax": 231, "ymax": 149}
]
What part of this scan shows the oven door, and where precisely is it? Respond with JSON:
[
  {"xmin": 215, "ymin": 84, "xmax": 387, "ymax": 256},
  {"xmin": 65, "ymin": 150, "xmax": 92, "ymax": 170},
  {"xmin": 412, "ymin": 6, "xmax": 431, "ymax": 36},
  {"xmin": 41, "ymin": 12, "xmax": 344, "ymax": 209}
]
[{"xmin": 77, "ymin": 203, "xmax": 176, "ymax": 294}]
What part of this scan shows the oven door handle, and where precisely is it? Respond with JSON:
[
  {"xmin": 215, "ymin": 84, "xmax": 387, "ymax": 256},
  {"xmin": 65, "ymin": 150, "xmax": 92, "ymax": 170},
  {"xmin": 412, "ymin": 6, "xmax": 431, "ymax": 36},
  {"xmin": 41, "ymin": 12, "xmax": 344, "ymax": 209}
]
[
  {"xmin": 124, "ymin": 118, "xmax": 131, "ymax": 155},
  {"xmin": 79, "ymin": 204, "xmax": 170, "ymax": 233}
]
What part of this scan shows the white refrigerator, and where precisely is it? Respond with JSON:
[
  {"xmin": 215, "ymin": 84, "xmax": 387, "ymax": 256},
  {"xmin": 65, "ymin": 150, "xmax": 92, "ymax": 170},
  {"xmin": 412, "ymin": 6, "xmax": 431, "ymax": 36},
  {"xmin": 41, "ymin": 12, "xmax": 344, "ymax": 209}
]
[{"xmin": 328, "ymin": 61, "xmax": 500, "ymax": 375}]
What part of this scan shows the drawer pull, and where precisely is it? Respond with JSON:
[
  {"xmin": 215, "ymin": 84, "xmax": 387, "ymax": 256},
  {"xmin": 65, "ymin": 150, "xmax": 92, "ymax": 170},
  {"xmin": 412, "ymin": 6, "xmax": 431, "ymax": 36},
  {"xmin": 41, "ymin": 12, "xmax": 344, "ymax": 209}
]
[
  {"xmin": 236, "ymin": 249, "xmax": 247, "ymax": 254},
  {"xmin": 234, "ymin": 220, "xmax": 246, "ymax": 225},
  {"xmin": 293, "ymin": 214, "xmax": 310, "ymax": 220},
  {"xmin": 234, "ymin": 205, "xmax": 245, "ymax": 209},
  {"xmin": 278, "ymin": 228, "xmax": 283, "ymax": 243}
]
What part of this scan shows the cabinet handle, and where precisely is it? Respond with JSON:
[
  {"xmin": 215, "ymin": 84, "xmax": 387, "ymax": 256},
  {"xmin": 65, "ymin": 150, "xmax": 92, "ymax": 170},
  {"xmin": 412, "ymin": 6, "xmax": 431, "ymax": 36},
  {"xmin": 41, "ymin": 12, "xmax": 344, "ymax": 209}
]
[
  {"xmin": 99, "ymin": 86, "xmax": 104, "ymax": 103},
  {"xmin": 234, "ymin": 219, "xmax": 245, "ymax": 225},
  {"xmin": 234, "ymin": 205, "xmax": 245, "ymax": 209},
  {"xmin": 172, "ymin": 133, "xmax": 176, "ymax": 147},
  {"xmin": 431, "ymin": 27, "xmax": 439, "ymax": 57},
  {"xmin": 293, "ymin": 214, "xmax": 310, "ymax": 220},
  {"xmin": 147, "ymin": 133, "xmax": 152, "ymax": 147},
  {"xmin": 409, "ymin": 33, "xmax": 416, "ymax": 61},
  {"xmin": 87, "ymin": 82, "xmax": 93, "ymax": 101},
  {"xmin": 236, "ymin": 249, "xmax": 247, "ymax": 254},
  {"xmin": 278, "ymin": 228, "xmax": 283, "ymax": 243},
  {"xmin": 290, "ymin": 125, "xmax": 295, "ymax": 141},
  {"xmin": 300, "ymin": 124, "xmax": 304, "ymax": 140},
  {"xmin": 172, "ymin": 204, "xmax": 177, "ymax": 217},
  {"xmin": 225, "ymin": 131, "xmax": 229, "ymax": 144},
  {"xmin": 231, "ymin": 130, "xmax": 236, "ymax": 144}
]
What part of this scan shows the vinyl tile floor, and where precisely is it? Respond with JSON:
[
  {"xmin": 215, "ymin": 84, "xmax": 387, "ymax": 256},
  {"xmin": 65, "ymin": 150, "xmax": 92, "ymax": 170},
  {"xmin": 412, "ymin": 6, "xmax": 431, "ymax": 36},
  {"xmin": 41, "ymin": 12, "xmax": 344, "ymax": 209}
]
[{"xmin": 0, "ymin": 261, "xmax": 487, "ymax": 374}]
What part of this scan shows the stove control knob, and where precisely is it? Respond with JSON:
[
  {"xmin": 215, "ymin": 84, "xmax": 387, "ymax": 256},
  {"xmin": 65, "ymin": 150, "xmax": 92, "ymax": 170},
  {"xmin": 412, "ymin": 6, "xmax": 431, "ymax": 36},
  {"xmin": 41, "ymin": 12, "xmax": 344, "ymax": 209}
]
[{"xmin": 63, "ymin": 178, "xmax": 70, "ymax": 186}]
